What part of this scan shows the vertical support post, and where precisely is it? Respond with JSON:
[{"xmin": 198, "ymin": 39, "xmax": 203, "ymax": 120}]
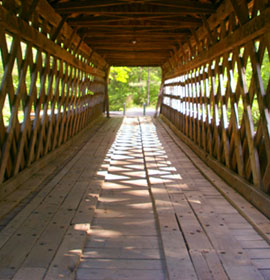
[
  {"xmin": 123, "ymin": 103, "xmax": 126, "ymax": 116},
  {"xmin": 74, "ymin": 34, "xmax": 85, "ymax": 55},
  {"xmin": 21, "ymin": 0, "xmax": 40, "ymax": 21},
  {"xmin": 66, "ymin": 27, "xmax": 78, "ymax": 50},
  {"xmin": 104, "ymin": 66, "xmax": 110, "ymax": 118},
  {"xmin": 143, "ymin": 103, "xmax": 146, "ymax": 116},
  {"xmin": 51, "ymin": 15, "xmax": 68, "ymax": 42},
  {"xmin": 155, "ymin": 69, "xmax": 165, "ymax": 118}
]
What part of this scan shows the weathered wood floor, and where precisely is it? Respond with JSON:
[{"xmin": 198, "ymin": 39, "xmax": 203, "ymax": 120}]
[{"xmin": 0, "ymin": 116, "xmax": 270, "ymax": 280}]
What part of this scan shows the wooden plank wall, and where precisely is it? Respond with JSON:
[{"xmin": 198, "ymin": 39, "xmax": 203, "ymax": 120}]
[
  {"xmin": 0, "ymin": 0, "xmax": 109, "ymax": 183},
  {"xmin": 161, "ymin": 0, "xmax": 270, "ymax": 215}
]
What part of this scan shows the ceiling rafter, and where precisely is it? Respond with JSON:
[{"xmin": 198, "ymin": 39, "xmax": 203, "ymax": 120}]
[
  {"xmin": 53, "ymin": 1, "xmax": 215, "ymax": 14},
  {"xmin": 49, "ymin": 0, "xmax": 219, "ymax": 66},
  {"xmin": 67, "ymin": 16, "xmax": 202, "ymax": 25}
]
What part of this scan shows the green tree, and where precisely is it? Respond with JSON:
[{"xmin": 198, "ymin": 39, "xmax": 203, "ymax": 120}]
[{"xmin": 108, "ymin": 66, "xmax": 161, "ymax": 111}]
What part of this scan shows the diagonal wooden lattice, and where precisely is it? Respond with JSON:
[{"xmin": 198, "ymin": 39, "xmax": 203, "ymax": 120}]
[
  {"xmin": 0, "ymin": 0, "xmax": 109, "ymax": 183},
  {"xmin": 162, "ymin": 0, "xmax": 270, "ymax": 196}
]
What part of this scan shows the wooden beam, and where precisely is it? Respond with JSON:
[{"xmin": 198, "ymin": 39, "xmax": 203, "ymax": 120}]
[
  {"xmin": 164, "ymin": 7, "xmax": 270, "ymax": 79},
  {"xmin": 68, "ymin": 15, "xmax": 201, "ymax": 24},
  {"xmin": 69, "ymin": 22, "xmax": 201, "ymax": 28},
  {"xmin": 109, "ymin": 61, "xmax": 163, "ymax": 66},
  {"xmin": 108, "ymin": 57, "xmax": 166, "ymax": 61},
  {"xmin": 53, "ymin": 0, "xmax": 130, "ymax": 11},
  {"xmin": 35, "ymin": 0, "xmax": 106, "ymax": 67},
  {"xmin": 83, "ymin": 32, "xmax": 189, "ymax": 38},
  {"xmin": 53, "ymin": 1, "xmax": 215, "ymax": 14},
  {"xmin": 99, "ymin": 50, "xmax": 169, "ymax": 55},
  {"xmin": 229, "ymin": 0, "xmax": 249, "ymax": 25},
  {"xmin": 86, "ymin": 38, "xmax": 183, "ymax": 43},
  {"xmin": 146, "ymin": 0, "xmax": 215, "ymax": 12},
  {"xmin": 68, "ymin": 16, "xmax": 202, "ymax": 26},
  {"xmin": 92, "ymin": 47, "xmax": 175, "ymax": 51},
  {"xmin": 0, "ymin": 6, "xmax": 105, "ymax": 77},
  {"xmin": 57, "ymin": 10, "xmax": 214, "ymax": 16},
  {"xmin": 66, "ymin": 26, "xmax": 78, "ymax": 49},
  {"xmin": 51, "ymin": 14, "xmax": 68, "ymax": 42},
  {"xmin": 190, "ymin": 28, "xmax": 200, "ymax": 46},
  {"xmin": 104, "ymin": 67, "xmax": 110, "ymax": 118},
  {"xmin": 103, "ymin": 56, "xmax": 169, "ymax": 60},
  {"xmin": 162, "ymin": 0, "xmax": 245, "ymax": 70},
  {"xmin": 87, "ymin": 41, "xmax": 177, "ymax": 47},
  {"xmin": 20, "ymin": 0, "xmax": 40, "ymax": 21},
  {"xmin": 74, "ymin": 34, "xmax": 86, "ymax": 54},
  {"xmin": 201, "ymin": 15, "xmax": 215, "ymax": 45},
  {"xmin": 107, "ymin": 57, "xmax": 167, "ymax": 62}
]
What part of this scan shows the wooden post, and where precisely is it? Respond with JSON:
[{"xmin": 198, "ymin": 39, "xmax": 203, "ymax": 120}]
[
  {"xmin": 104, "ymin": 67, "xmax": 110, "ymax": 118},
  {"xmin": 51, "ymin": 14, "xmax": 68, "ymax": 42}
]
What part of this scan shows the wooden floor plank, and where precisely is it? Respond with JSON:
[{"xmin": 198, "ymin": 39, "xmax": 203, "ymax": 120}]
[
  {"xmin": 82, "ymin": 247, "xmax": 162, "ymax": 259},
  {"xmin": 0, "ymin": 116, "xmax": 269, "ymax": 280},
  {"xmin": 86, "ymin": 235, "xmax": 160, "ymax": 249},
  {"xmin": 158, "ymin": 117, "xmax": 270, "ymax": 244},
  {"xmin": 43, "ymin": 118, "xmax": 122, "ymax": 280},
  {"xmin": 76, "ymin": 268, "xmax": 167, "ymax": 280},
  {"xmin": 79, "ymin": 259, "xmax": 164, "ymax": 270},
  {"xmin": 140, "ymin": 117, "xmax": 198, "ymax": 280},
  {"xmin": 0, "ymin": 117, "xmax": 122, "ymax": 280},
  {"xmin": 77, "ymin": 117, "xmax": 168, "ymax": 280},
  {"xmin": 152, "ymin": 117, "xmax": 270, "ymax": 280},
  {"xmin": 0, "ymin": 117, "xmax": 107, "ymax": 222}
]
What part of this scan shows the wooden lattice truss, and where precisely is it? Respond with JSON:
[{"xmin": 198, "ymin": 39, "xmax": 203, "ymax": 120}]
[{"xmin": 0, "ymin": 0, "xmax": 269, "ymax": 216}]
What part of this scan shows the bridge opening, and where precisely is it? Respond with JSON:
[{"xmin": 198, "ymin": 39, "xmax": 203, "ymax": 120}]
[{"xmin": 108, "ymin": 67, "xmax": 161, "ymax": 112}]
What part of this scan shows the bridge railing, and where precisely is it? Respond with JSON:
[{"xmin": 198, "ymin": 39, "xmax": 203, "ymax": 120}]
[
  {"xmin": 0, "ymin": 0, "xmax": 108, "ymax": 183},
  {"xmin": 161, "ymin": 0, "xmax": 270, "ymax": 217}
]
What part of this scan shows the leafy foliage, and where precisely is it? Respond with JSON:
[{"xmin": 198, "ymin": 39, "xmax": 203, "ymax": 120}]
[{"xmin": 108, "ymin": 67, "xmax": 162, "ymax": 111}]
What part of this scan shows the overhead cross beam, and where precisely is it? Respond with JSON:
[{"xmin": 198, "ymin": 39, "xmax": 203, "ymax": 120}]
[
  {"xmin": 50, "ymin": 0, "xmax": 216, "ymax": 66},
  {"xmin": 67, "ymin": 16, "xmax": 202, "ymax": 26},
  {"xmin": 53, "ymin": 0, "xmax": 215, "ymax": 15}
]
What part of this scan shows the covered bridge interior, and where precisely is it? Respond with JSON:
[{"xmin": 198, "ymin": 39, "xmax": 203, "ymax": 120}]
[{"xmin": 0, "ymin": 0, "xmax": 270, "ymax": 279}]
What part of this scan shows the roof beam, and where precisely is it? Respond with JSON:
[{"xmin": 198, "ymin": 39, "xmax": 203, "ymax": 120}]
[
  {"xmin": 80, "ymin": 29, "xmax": 190, "ymax": 36},
  {"xmin": 49, "ymin": 0, "xmax": 217, "ymax": 67},
  {"xmin": 53, "ymin": 1, "xmax": 127, "ymax": 11},
  {"xmin": 67, "ymin": 16, "xmax": 202, "ymax": 26},
  {"xmin": 86, "ymin": 40, "xmax": 179, "ymax": 45},
  {"xmin": 68, "ymin": 23, "xmax": 200, "ymax": 28},
  {"xmin": 91, "ymin": 46, "xmax": 174, "ymax": 51},
  {"xmin": 68, "ymin": 17, "xmax": 202, "ymax": 27},
  {"xmin": 147, "ymin": 0, "xmax": 214, "ymax": 11},
  {"xmin": 100, "ymin": 51, "xmax": 169, "ymax": 56},
  {"xmin": 53, "ymin": 1, "xmax": 215, "ymax": 15}
]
